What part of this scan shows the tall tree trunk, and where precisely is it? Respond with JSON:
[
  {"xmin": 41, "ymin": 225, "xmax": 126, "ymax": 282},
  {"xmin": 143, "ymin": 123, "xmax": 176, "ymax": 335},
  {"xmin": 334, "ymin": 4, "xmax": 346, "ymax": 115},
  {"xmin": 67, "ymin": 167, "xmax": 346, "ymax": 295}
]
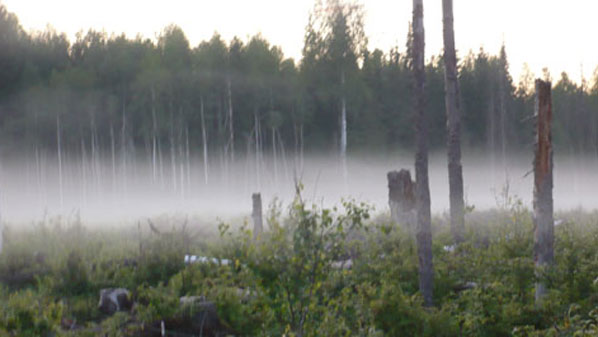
[
  {"xmin": 80, "ymin": 136, "xmax": 88, "ymax": 205},
  {"xmin": 254, "ymin": 110, "xmax": 261, "ymax": 190},
  {"xmin": 534, "ymin": 79, "xmax": 554, "ymax": 304},
  {"xmin": 272, "ymin": 127, "xmax": 278, "ymax": 185},
  {"xmin": 170, "ymin": 110, "xmax": 177, "ymax": 192},
  {"xmin": 340, "ymin": 70, "xmax": 348, "ymax": 182},
  {"xmin": 121, "ymin": 96, "xmax": 128, "ymax": 195},
  {"xmin": 151, "ymin": 87, "xmax": 158, "ymax": 182},
  {"xmin": 110, "ymin": 123, "xmax": 116, "ymax": 193},
  {"xmin": 277, "ymin": 131, "xmax": 290, "ymax": 182},
  {"xmin": 442, "ymin": 0, "xmax": 465, "ymax": 244},
  {"xmin": 413, "ymin": 0, "xmax": 434, "ymax": 307},
  {"xmin": 200, "ymin": 96, "xmax": 209, "ymax": 185},
  {"xmin": 56, "ymin": 114, "xmax": 64, "ymax": 212},
  {"xmin": 185, "ymin": 126, "xmax": 191, "ymax": 189},
  {"xmin": 120, "ymin": 91, "xmax": 127, "ymax": 194},
  {"xmin": 227, "ymin": 78, "xmax": 235, "ymax": 164}
]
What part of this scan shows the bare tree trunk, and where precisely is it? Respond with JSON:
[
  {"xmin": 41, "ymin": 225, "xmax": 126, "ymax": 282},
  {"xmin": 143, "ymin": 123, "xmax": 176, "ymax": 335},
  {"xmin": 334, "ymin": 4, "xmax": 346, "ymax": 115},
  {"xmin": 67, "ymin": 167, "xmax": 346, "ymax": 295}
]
[
  {"xmin": 300, "ymin": 123, "xmax": 304, "ymax": 172},
  {"xmin": 200, "ymin": 96, "xmax": 209, "ymax": 185},
  {"xmin": 272, "ymin": 127, "xmax": 278, "ymax": 185},
  {"xmin": 151, "ymin": 87, "xmax": 158, "ymax": 182},
  {"xmin": 340, "ymin": 70, "xmax": 348, "ymax": 182},
  {"xmin": 185, "ymin": 126, "xmax": 191, "ymax": 189},
  {"xmin": 388, "ymin": 170, "xmax": 416, "ymax": 235},
  {"xmin": 170, "ymin": 110, "xmax": 177, "ymax": 192},
  {"xmin": 277, "ymin": 130, "xmax": 290, "ymax": 182},
  {"xmin": 227, "ymin": 78, "xmax": 235, "ymax": 165},
  {"xmin": 110, "ymin": 123, "xmax": 116, "ymax": 193},
  {"xmin": 56, "ymin": 114, "xmax": 64, "ymax": 212},
  {"xmin": 121, "ymin": 91, "xmax": 128, "ymax": 195},
  {"xmin": 80, "ymin": 136, "xmax": 88, "ymax": 205},
  {"xmin": 534, "ymin": 79, "xmax": 554, "ymax": 304},
  {"xmin": 254, "ymin": 111, "xmax": 261, "ymax": 190},
  {"xmin": 413, "ymin": 0, "xmax": 434, "ymax": 307},
  {"xmin": 442, "ymin": 0, "xmax": 465, "ymax": 244},
  {"xmin": 252, "ymin": 193, "xmax": 263, "ymax": 240}
]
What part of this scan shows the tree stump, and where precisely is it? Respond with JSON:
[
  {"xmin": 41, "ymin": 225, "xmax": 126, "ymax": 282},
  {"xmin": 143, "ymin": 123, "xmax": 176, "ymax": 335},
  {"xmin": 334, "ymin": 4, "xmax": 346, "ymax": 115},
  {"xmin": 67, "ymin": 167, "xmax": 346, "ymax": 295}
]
[
  {"xmin": 387, "ymin": 170, "xmax": 416, "ymax": 235},
  {"xmin": 252, "ymin": 193, "xmax": 263, "ymax": 240}
]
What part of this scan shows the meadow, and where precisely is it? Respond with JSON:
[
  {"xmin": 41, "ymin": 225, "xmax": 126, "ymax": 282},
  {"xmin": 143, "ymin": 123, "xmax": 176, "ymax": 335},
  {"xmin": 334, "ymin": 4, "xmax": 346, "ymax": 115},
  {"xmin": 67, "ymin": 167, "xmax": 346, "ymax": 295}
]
[{"xmin": 1, "ymin": 193, "xmax": 598, "ymax": 337}]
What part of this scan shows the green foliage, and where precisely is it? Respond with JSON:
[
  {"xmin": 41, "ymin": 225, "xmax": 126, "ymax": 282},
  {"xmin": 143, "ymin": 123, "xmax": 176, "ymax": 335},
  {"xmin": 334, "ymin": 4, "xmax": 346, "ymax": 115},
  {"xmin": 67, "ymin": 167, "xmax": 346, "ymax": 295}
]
[{"xmin": 3, "ymin": 198, "xmax": 598, "ymax": 335}]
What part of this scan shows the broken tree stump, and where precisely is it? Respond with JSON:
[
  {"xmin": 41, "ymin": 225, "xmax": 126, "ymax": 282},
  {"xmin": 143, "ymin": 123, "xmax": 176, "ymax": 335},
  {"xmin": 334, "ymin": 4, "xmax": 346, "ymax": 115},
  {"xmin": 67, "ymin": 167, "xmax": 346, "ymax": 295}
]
[
  {"xmin": 533, "ymin": 79, "xmax": 554, "ymax": 304},
  {"xmin": 387, "ymin": 170, "xmax": 416, "ymax": 235},
  {"xmin": 252, "ymin": 193, "xmax": 263, "ymax": 239}
]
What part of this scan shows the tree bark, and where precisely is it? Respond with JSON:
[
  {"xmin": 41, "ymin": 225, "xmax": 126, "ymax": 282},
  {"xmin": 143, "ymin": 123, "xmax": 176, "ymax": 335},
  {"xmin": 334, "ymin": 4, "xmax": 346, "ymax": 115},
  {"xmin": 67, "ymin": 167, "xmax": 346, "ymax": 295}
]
[
  {"xmin": 227, "ymin": 78, "xmax": 235, "ymax": 164},
  {"xmin": 388, "ymin": 170, "xmax": 416, "ymax": 235},
  {"xmin": 442, "ymin": 0, "xmax": 465, "ymax": 244},
  {"xmin": 413, "ymin": 0, "xmax": 434, "ymax": 307},
  {"xmin": 56, "ymin": 114, "xmax": 64, "ymax": 212},
  {"xmin": 200, "ymin": 96, "xmax": 209, "ymax": 185},
  {"xmin": 151, "ymin": 87, "xmax": 158, "ymax": 182},
  {"xmin": 252, "ymin": 193, "xmax": 263, "ymax": 240},
  {"xmin": 340, "ymin": 70, "xmax": 348, "ymax": 182},
  {"xmin": 110, "ymin": 123, "xmax": 116, "ymax": 193},
  {"xmin": 534, "ymin": 79, "xmax": 554, "ymax": 304}
]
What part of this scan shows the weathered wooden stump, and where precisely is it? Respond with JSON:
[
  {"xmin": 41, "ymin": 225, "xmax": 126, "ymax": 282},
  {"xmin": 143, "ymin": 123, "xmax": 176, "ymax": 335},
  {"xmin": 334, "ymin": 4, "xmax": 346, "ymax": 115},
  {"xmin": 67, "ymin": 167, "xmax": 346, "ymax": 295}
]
[
  {"xmin": 387, "ymin": 169, "xmax": 416, "ymax": 235},
  {"xmin": 252, "ymin": 193, "xmax": 263, "ymax": 240}
]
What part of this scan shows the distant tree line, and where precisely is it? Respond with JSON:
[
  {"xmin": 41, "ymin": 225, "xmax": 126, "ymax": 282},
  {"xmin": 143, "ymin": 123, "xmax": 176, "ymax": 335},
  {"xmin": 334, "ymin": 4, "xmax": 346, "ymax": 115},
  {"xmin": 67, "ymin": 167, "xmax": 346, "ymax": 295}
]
[{"xmin": 0, "ymin": 2, "xmax": 597, "ymax": 169}]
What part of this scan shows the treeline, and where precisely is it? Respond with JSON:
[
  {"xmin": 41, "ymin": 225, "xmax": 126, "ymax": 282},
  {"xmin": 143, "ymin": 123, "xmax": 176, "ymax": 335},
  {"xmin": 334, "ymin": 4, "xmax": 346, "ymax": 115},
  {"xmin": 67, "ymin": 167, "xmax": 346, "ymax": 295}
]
[{"xmin": 0, "ymin": 2, "xmax": 597, "ymax": 166}]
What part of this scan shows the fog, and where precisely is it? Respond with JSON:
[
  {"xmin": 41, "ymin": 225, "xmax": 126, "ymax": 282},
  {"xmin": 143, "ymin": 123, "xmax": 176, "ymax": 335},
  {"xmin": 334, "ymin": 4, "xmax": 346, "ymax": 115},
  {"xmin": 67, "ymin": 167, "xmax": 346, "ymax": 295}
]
[{"xmin": 1, "ymin": 151, "xmax": 597, "ymax": 226}]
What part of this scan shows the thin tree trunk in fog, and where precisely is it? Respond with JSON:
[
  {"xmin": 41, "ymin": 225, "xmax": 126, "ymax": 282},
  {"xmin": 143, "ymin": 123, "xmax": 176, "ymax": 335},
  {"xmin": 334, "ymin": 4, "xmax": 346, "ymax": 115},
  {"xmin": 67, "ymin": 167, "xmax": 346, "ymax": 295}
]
[
  {"xmin": 300, "ymin": 123, "xmax": 304, "ymax": 172},
  {"xmin": 185, "ymin": 126, "xmax": 191, "ymax": 189},
  {"xmin": 534, "ymin": 79, "xmax": 554, "ymax": 304},
  {"xmin": 499, "ymin": 68, "xmax": 507, "ymax": 178},
  {"xmin": 340, "ymin": 70, "xmax": 348, "ymax": 181},
  {"xmin": 488, "ymin": 93, "xmax": 496, "ymax": 185},
  {"xmin": 91, "ymin": 117, "xmax": 100, "ymax": 195},
  {"xmin": 35, "ymin": 145, "xmax": 42, "ymax": 201},
  {"xmin": 158, "ymin": 138, "xmax": 164, "ymax": 186},
  {"xmin": 227, "ymin": 78, "xmax": 235, "ymax": 164},
  {"xmin": 277, "ymin": 131, "xmax": 290, "ymax": 182},
  {"xmin": 56, "ymin": 114, "xmax": 64, "ymax": 211},
  {"xmin": 179, "ymin": 118, "xmax": 185, "ymax": 199},
  {"xmin": 272, "ymin": 127, "xmax": 278, "ymax": 184},
  {"xmin": 151, "ymin": 87, "xmax": 158, "ymax": 182},
  {"xmin": 121, "ymin": 97, "xmax": 128, "ymax": 194},
  {"xmin": 170, "ymin": 112, "xmax": 177, "ymax": 192},
  {"xmin": 254, "ymin": 111, "xmax": 261, "ymax": 190},
  {"xmin": 200, "ymin": 96, "xmax": 209, "ymax": 185},
  {"xmin": 413, "ymin": 0, "xmax": 434, "ymax": 307},
  {"xmin": 80, "ymin": 136, "xmax": 88, "ymax": 205},
  {"xmin": 442, "ymin": 0, "xmax": 465, "ymax": 244},
  {"xmin": 110, "ymin": 123, "xmax": 116, "ymax": 192}
]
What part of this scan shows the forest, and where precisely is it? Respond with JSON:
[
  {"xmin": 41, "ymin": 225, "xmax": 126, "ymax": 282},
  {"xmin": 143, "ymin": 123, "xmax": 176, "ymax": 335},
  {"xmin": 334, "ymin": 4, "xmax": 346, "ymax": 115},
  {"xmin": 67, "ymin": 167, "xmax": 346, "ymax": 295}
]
[
  {"xmin": 0, "ymin": 2, "xmax": 597, "ymax": 168},
  {"xmin": 2, "ymin": 0, "xmax": 598, "ymax": 336}
]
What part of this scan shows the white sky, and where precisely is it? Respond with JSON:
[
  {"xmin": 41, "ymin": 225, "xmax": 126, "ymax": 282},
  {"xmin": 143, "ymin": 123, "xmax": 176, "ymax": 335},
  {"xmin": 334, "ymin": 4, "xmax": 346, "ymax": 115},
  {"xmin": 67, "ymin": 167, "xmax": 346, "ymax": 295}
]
[{"xmin": 3, "ymin": 0, "xmax": 598, "ymax": 84}]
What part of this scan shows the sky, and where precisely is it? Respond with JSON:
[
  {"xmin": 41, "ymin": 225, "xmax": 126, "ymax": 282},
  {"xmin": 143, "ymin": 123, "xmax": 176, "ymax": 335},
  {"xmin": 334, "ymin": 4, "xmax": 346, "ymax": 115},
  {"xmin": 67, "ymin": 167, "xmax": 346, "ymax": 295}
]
[{"xmin": 3, "ymin": 0, "xmax": 598, "ymax": 84}]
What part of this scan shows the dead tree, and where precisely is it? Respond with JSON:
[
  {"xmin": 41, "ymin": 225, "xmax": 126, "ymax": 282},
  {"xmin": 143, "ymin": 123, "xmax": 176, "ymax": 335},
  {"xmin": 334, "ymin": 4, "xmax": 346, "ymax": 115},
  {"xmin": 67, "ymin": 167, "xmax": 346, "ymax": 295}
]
[
  {"xmin": 387, "ymin": 170, "xmax": 416, "ymax": 235},
  {"xmin": 533, "ymin": 79, "xmax": 554, "ymax": 304},
  {"xmin": 252, "ymin": 193, "xmax": 263, "ymax": 240},
  {"xmin": 442, "ymin": 0, "xmax": 465, "ymax": 243},
  {"xmin": 413, "ymin": 0, "xmax": 434, "ymax": 307}
]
